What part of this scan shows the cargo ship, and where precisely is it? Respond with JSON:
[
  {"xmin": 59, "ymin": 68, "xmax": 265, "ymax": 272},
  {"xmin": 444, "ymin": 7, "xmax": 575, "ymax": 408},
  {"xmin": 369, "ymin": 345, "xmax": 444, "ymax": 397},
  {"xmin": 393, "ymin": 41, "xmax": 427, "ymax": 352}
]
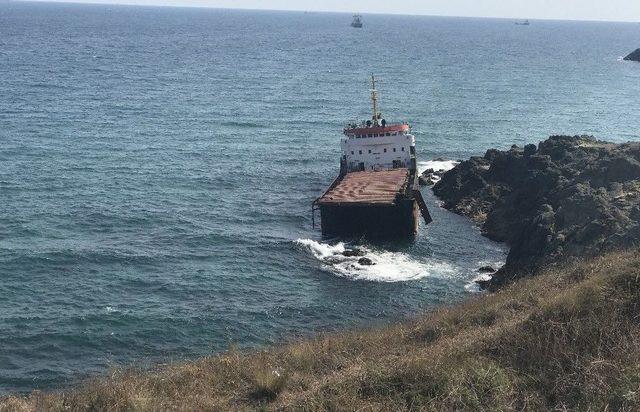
[
  {"xmin": 351, "ymin": 14, "xmax": 363, "ymax": 28},
  {"xmin": 313, "ymin": 76, "xmax": 432, "ymax": 239}
]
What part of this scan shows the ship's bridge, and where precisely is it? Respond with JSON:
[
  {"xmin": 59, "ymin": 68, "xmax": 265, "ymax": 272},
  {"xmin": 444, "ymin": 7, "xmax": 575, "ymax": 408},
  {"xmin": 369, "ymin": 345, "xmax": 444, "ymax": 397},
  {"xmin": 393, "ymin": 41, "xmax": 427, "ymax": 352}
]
[{"xmin": 340, "ymin": 76, "xmax": 417, "ymax": 173}]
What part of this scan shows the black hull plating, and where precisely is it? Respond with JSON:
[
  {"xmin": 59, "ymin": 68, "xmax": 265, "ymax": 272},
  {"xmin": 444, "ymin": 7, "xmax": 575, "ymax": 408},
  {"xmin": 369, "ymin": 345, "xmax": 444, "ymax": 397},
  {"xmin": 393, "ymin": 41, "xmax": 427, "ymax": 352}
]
[{"xmin": 319, "ymin": 198, "xmax": 419, "ymax": 239}]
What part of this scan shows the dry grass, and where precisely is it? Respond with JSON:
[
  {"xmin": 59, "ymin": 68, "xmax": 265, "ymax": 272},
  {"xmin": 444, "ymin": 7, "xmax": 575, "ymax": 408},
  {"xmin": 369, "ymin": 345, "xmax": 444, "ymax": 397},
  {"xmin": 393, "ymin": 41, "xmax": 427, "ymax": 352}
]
[{"xmin": 3, "ymin": 250, "xmax": 640, "ymax": 411}]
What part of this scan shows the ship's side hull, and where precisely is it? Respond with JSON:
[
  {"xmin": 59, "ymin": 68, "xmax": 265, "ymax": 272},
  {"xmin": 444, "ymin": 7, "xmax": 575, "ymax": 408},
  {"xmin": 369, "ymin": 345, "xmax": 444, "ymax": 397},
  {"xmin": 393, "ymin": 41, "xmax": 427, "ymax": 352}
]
[{"xmin": 319, "ymin": 197, "xmax": 419, "ymax": 239}]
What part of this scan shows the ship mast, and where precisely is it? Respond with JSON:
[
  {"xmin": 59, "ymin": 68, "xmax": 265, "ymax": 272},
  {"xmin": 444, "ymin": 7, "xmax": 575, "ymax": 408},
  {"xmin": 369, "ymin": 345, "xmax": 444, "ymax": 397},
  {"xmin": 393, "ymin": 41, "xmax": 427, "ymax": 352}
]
[{"xmin": 371, "ymin": 74, "xmax": 379, "ymax": 126}]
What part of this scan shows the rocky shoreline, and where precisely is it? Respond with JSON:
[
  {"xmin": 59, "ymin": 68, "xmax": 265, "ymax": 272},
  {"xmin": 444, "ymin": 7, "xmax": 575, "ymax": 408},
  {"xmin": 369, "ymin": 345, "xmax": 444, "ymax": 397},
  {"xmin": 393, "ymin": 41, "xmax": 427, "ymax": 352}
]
[
  {"xmin": 432, "ymin": 135, "xmax": 640, "ymax": 290},
  {"xmin": 624, "ymin": 48, "xmax": 640, "ymax": 62}
]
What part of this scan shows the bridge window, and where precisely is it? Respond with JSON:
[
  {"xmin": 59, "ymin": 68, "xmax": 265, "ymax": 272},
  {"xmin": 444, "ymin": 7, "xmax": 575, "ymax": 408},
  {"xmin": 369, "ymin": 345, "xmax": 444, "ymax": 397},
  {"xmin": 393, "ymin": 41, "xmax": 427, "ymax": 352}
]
[
  {"xmin": 368, "ymin": 149, "xmax": 371, "ymax": 154},
  {"xmin": 359, "ymin": 150, "xmax": 362, "ymax": 155},
  {"xmin": 383, "ymin": 148, "xmax": 387, "ymax": 153},
  {"xmin": 393, "ymin": 148, "xmax": 396, "ymax": 152},
  {"xmin": 401, "ymin": 147, "xmax": 405, "ymax": 151},
  {"xmin": 351, "ymin": 151, "xmax": 354, "ymax": 155}
]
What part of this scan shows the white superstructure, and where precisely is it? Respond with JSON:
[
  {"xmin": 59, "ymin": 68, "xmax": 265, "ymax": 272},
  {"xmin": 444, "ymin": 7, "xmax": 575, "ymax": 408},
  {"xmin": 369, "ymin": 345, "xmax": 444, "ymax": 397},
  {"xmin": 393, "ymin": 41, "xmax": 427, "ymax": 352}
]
[
  {"xmin": 340, "ymin": 76, "xmax": 416, "ymax": 173},
  {"xmin": 341, "ymin": 128, "xmax": 415, "ymax": 172}
]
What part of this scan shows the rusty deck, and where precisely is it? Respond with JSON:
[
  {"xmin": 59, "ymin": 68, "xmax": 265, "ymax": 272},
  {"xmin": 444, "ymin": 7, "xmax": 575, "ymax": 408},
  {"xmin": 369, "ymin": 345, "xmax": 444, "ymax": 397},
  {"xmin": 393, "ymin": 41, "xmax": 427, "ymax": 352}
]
[{"xmin": 316, "ymin": 168, "xmax": 409, "ymax": 206}]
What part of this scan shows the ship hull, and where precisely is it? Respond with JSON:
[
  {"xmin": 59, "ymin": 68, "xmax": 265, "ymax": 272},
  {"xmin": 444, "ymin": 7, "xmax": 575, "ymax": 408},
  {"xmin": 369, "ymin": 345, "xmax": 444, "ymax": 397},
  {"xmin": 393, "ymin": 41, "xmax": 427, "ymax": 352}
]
[{"xmin": 319, "ymin": 198, "xmax": 419, "ymax": 239}]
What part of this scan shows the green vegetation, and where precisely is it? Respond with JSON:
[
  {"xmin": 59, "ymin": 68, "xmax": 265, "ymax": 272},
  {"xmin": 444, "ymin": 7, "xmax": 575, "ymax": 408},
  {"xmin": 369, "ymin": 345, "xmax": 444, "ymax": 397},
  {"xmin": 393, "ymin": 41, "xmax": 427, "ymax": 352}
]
[{"xmin": 3, "ymin": 250, "xmax": 640, "ymax": 411}]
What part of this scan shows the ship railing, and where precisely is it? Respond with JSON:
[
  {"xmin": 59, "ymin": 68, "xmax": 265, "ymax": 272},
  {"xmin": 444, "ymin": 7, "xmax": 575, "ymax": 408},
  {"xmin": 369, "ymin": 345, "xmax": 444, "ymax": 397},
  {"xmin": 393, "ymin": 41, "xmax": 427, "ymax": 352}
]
[{"xmin": 343, "ymin": 121, "xmax": 409, "ymax": 129}]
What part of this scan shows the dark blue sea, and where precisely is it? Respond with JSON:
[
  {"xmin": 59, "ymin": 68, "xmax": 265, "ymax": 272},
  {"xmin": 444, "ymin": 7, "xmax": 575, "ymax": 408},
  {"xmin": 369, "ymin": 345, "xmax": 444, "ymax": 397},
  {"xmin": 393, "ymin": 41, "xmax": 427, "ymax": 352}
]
[{"xmin": 1, "ymin": 1, "xmax": 639, "ymax": 394}]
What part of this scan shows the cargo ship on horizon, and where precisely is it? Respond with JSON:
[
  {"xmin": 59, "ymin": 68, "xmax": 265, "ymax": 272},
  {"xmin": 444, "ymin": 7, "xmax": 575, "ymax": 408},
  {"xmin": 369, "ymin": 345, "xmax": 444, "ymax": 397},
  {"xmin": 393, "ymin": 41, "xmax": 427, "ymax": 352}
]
[
  {"xmin": 313, "ymin": 76, "xmax": 432, "ymax": 239},
  {"xmin": 351, "ymin": 14, "xmax": 363, "ymax": 28}
]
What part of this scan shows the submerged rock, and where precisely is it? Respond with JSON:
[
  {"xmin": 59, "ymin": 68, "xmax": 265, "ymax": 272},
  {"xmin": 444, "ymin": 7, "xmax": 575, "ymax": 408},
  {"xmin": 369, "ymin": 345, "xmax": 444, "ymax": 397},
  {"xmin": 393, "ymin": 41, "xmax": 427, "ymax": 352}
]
[
  {"xmin": 342, "ymin": 248, "xmax": 365, "ymax": 257},
  {"xmin": 624, "ymin": 48, "xmax": 640, "ymax": 62},
  {"xmin": 478, "ymin": 266, "xmax": 497, "ymax": 274},
  {"xmin": 358, "ymin": 257, "xmax": 375, "ymax": 266},
  {"xmin": 434, "ymin": 135, "xmax": 640, "ymax": 290}
]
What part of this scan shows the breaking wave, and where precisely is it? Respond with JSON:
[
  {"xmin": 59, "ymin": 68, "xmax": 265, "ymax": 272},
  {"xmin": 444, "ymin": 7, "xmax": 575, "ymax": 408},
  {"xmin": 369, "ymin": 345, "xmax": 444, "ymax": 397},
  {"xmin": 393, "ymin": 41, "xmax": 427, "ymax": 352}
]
[
  {"xmin": 294, "ymin": 239, "xmax": 457, "ymax": 282},
  {"xmin": 417, "ymin": 159, "xmax": 460, "ymax": 175},
  {"xmin": 465, "ymin": 273, "xmax": 492, "ymax": 293}
]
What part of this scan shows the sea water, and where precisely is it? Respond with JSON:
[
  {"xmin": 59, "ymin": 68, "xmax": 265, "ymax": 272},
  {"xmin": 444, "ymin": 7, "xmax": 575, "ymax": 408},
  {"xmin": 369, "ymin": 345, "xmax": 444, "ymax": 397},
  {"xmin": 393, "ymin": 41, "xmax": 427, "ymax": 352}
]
[{"xmin": 1, "ymin": 2, "xmax": 639, "ymax": 393}]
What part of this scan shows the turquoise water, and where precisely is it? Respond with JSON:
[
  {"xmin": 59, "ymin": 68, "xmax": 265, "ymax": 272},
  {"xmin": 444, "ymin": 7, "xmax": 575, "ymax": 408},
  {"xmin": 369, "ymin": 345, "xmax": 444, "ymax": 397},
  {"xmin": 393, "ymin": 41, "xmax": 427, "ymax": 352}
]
[{"xmin": 1, "ymin": 2, "xmax": 639, "ymax": 393}]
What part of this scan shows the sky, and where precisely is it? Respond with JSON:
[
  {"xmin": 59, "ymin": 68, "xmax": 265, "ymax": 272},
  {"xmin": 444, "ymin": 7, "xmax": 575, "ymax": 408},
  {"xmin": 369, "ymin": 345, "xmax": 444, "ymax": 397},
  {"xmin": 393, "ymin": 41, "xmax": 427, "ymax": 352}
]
[{"xmin": 26, "ymin": 0, "xmax": 640, "ymax": 22}]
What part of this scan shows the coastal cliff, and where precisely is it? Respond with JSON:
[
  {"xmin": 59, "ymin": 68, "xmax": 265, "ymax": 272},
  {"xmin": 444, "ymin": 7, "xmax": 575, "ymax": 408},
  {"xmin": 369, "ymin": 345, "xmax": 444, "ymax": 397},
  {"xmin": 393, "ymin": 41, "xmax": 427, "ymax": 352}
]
[{"xmin": 433, "ymin": 135, "xmax": 640, "ymax": 289}]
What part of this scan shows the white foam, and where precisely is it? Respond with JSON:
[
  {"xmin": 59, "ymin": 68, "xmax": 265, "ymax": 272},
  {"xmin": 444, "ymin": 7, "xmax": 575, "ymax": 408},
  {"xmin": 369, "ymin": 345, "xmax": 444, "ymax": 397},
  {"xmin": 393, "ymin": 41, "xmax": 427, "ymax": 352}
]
[
  {"xmin": 417, "ymin": 159, "xmax": 460, "ymax": 175},
  {"xmin": 295, "ymin": 239, "xmax": 457, "ymax": 282},
  {"xmin": 464, "ymin": 273, "xmax": 492, "ymax": 293},
  {"xmin": 464, "ymin": 260, "xmax": 505, "ymax": 293},
  {"xmin": 296, "ymin": 238, "xmax": 346, "ymax": 259}
]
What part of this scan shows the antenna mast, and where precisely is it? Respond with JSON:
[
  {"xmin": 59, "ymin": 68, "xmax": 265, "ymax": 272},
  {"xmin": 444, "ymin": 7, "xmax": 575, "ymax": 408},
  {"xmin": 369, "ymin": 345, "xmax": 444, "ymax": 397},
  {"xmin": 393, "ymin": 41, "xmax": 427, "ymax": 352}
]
[{"xmin": 371, "ymin": 74, "xmax": 379, "ymax": 125}]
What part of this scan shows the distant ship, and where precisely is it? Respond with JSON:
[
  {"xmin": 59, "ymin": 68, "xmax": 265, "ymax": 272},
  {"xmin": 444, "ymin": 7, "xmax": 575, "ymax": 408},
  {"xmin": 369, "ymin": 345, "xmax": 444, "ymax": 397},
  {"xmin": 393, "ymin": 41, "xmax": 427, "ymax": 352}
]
[
  {"xmin": 515, "ymin": 19, "xmax": 531, "ymax": 26},
  {"xmin": 351, "ymin": 14, "xmax": 363, "ymax": 28},
  {"xmin": 313, "ymin": 76, "xmax": 432, "ymax": 239}
]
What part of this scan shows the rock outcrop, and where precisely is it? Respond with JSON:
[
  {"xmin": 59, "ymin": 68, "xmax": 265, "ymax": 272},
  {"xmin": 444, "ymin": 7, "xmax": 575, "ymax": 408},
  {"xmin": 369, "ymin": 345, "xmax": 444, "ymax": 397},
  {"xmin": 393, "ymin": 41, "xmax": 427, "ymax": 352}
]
[
  {"xmin": 624, "ymin": 48, "xmax": 640, "ymax": 62},
  {"xmin": 433, "ymin": 135, "xmax": 640, "ymax": 289},
  {"xmin": 358, "ymin": 257, "xmax": 375, "ymax": 266},
  {"xmin": 419, "ymin": 168, "xmax": 445, "ymax": 186}
]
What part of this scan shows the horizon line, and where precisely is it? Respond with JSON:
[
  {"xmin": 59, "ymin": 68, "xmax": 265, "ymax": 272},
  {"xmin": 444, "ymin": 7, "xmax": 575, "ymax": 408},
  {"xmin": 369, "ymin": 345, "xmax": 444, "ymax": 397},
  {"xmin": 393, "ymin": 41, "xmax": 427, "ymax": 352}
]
[{"xmin": 13, "ymin": 0, "xmax": 640, "ymax": 24}]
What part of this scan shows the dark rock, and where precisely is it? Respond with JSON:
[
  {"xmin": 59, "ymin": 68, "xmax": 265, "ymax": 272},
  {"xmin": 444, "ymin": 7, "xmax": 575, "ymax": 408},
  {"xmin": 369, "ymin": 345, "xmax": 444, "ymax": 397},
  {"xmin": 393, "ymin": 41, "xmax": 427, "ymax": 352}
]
[
  {"xmin": 421, "ymin": 168, "xmax": 446, "ymax": 178},
  {"xmin": 420, "ymin": 168, "xmax": 444, "ymax": 186},
  {"xmin": 418, "ymin": 176, "xmax": 434, "ymax": 186},
  {"xmin": 433, "ymin": 135, "xmax": 640, "ymax": 290},
  {"xmin": 524, "ymin": 144, "xmax": 537, "ymax": 157},
  {"xmin": 433, "ymin": 156, "xmax": 492, "ymax": 222},
  {"xmin": 358, "ymin": 257, "xmax": 375, "ymax": 266},
  {"xmin": 475, "ymin": 278, "xmax": 492, "ymax": 289},
  {"xmin": 624, "ymin": 48, "xmax": 640, "ymax": 62},
  {"xmin": 478, "ymin": 266, "xmax": 497, "ymax": 273},
  {"xmin": 342, "ymin": 248, "xmax": 365, "ymax": 257}
]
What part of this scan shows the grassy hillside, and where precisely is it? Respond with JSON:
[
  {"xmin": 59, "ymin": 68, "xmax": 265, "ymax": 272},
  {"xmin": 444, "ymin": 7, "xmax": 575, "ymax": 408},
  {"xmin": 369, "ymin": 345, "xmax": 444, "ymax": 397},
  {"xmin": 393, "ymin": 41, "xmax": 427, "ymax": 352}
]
[{"xmin": 3, "ymin": 250, "xmax": 640, "ymax": 411}]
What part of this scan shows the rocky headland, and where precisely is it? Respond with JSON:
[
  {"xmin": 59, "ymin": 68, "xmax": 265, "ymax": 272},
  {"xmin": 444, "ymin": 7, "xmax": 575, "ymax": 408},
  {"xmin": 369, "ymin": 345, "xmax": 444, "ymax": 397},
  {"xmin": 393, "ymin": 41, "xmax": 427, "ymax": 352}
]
[
  {"xmin": 433, "ymin": 135, "xmax": 640, "ymax": 289},
  {"xmin": 624, "ymin": 48, "xmax": 640, "ymax": 62}
]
